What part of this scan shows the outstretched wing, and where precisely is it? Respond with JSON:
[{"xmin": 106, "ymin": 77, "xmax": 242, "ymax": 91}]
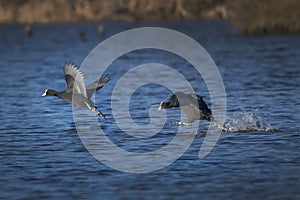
[
  {"xmin": 194, "ymin": 94, "xmax": 210, "ymax": 112},
  {"xmin": 176, "ymin": 92, "xmax": 211, "ymax": 123},
  {"xmin": 167, "ymin": 93, "xmax": 180, "ymax": 108},
  {"xmin": 64, "ymin": 63, "xmax": 87, "ymax": 98},
  {"xmin": 171, "ymin": 92, "xmax": 198, "ymax": 123},
  {"xmin": 86, "ymin": 74, "xmax": 110, "ymax": 98}
]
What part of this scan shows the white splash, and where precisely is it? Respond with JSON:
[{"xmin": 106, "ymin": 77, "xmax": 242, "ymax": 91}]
[{"xmin": 221, "ymin": 110, "xmax": 279, "ymax": 133}]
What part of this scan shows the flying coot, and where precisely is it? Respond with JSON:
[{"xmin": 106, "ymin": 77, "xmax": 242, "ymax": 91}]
[{"xmin": 42, "ymin": 63, "xmax": 109, "ymax": 118}]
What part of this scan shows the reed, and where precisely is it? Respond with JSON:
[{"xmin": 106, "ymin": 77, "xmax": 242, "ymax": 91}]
[
  {"xmin": 1, "ymin": 0, "xmax": 299, "ymax": 35},
  {"xmin": 0, "ymin": 0, "xmax": 226, "ymax": 23},
  {"xmin": 228, "ymin": 0, "xmax": 300, "ymax": 34}
]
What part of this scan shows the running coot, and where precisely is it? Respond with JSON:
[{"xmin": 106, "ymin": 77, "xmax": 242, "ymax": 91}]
[
  {"xmin": 42, "ymin": 63, "xmax": 109, "ymax": 118},
  {"xmin": 158, "ymin": 92, "xmax": 213, "ymax": 126}
]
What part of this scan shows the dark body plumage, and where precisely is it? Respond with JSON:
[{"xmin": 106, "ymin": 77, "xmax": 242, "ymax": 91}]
[
  {"xmin": 42, "ymin": 63, "xmax": 109, "ymax": 118},
  {"xmin": 159, "ymin": 92, "xmax": 213, "ymax": 125}
]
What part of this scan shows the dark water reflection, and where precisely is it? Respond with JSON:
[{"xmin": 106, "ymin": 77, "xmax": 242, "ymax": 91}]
[{"xmin": 0, "ymin": 21, "xmax": 300, "ymax": 199}]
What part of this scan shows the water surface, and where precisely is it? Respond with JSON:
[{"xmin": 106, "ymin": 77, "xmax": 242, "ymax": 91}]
[{"xmin": 0, "ymin": 21, "xmax": 300, "ymax": 199}]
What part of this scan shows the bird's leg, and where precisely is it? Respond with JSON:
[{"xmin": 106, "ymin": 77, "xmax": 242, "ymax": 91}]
[
  {"xmin": 84, "ymin": 102, "xmax": 106, "ymax": 119},
  {"xmin": 92, "ymin": 107, "xmax": 106, "ymax": 119},
  {"xmin": 96, "ymin": 110, "xmax": 106, "ymax": 119},
  {"xmin": 171, "ymin": 121, "xmax": 192, "ymax": 126},
  {"xmin": 211, "ymin": 120, "xmax": 228, "ymax": 132}
]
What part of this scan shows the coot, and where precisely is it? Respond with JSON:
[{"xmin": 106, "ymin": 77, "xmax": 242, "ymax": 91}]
[
  {"xmin": 158, "ymin": 92, "xmax": 213, "ymax": 126},
  {"xmin": 42, "ymin": 63, "xmax": 109, "ymax": 118}
]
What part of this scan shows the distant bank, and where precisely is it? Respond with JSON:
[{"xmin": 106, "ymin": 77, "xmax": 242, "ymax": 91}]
[{"xmin": 0, "ymin": 0, "xmax": 299, "ymax": 35}]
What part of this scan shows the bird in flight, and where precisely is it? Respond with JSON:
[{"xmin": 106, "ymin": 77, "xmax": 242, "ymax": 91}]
[{"xmin": 42, "ymin": 63, "xmax": 109, "ymax": 118}]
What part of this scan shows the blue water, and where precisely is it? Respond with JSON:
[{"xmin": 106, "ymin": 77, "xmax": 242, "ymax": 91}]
[{"xmin": 0, "ymin": 21, "xmax": 300, "ymax": 199}]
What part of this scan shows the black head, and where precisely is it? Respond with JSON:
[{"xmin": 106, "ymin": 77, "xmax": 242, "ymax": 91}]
[
  {"xmin": 42, "ymin": 89, "xmax": 58, "ymax": 97},
  {"xmin": 158, "ymin": 102, "xmax": 170, "ymax": 110}
]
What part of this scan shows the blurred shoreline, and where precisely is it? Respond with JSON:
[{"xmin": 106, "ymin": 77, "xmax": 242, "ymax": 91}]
[{"xmin": 0, "ymin": 0, "xmax": 299, "ymax": 35}]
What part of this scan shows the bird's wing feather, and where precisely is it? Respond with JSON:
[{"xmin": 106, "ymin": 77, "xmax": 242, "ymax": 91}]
[
  {"xmin": 180, "ymin": 104, "xmax": 201, "ymax": 123},
  {"xmin": 86, "ymin": 74, "xmax": 110, "ymax": 98},
  {"xmin": 64, "ymin": 63, "xmax": 87, "ymax": 98},
  {"xmin": 194, "ymin": 94, "xmax": 210, "ymax": 111},
  {"xmin": 173, "ymin": 92, "xmax": 198, "ymax": 107},
  {"xmin": 165, "ymin": 92, "xmax": 211, "ymax": 123},
  {"xmin": 168, "ymin": 94, "xmax": 180, "ymax": 107}
]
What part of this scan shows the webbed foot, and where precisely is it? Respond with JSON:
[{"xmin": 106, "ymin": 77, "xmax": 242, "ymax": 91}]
[
  {"xmin": 97, "ymin": 111, "xmax": 106, "ymax": 119},
  {"xmin": 171, "ymin": 121, "xmax": 192, "ymax": 126},
  {"xmin": 212, "ymin": 121, "xmax": 228, "ymax": 132}
]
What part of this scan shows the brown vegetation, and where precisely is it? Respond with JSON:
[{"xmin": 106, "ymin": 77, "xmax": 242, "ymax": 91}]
[
  {"xmin": 0, "ymin": 0, "xmax": 227, "ymax": 23},
  {"xmin": 228, "ymin": 0, "xmax": 300, "ymax": 35},
  {"xmin": 0, "ymin": 0, "xmax": 299, "ymax": 35}
]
